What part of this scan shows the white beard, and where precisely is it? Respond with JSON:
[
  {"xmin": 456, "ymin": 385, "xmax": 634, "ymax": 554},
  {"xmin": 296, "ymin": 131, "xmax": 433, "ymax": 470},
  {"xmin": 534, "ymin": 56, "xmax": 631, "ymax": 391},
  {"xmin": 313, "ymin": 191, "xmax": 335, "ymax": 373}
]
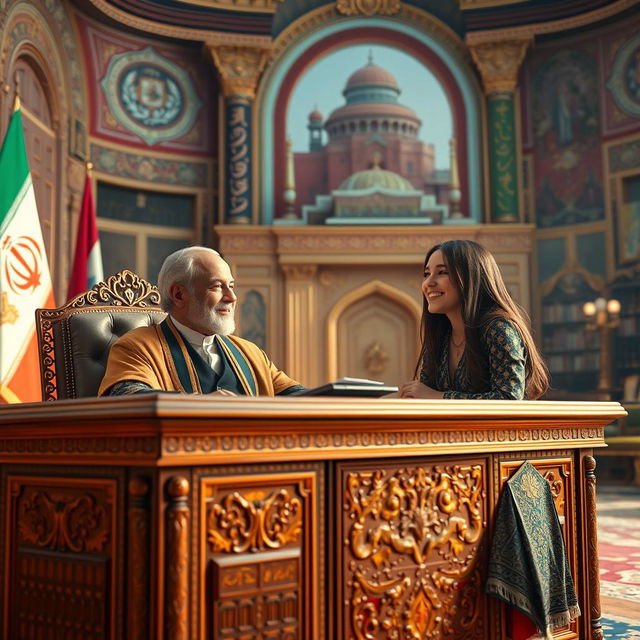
[{"xmin": 190, "ymin": 300, "xmax": 236, "ymax": 336}]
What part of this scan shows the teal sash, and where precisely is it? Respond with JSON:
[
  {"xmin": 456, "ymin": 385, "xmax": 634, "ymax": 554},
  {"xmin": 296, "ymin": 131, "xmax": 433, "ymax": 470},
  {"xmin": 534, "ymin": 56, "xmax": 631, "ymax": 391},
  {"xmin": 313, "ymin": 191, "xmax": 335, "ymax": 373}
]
[{"xmin": 160, "ymin": 319, "xmax": 257, "ymax": 395}]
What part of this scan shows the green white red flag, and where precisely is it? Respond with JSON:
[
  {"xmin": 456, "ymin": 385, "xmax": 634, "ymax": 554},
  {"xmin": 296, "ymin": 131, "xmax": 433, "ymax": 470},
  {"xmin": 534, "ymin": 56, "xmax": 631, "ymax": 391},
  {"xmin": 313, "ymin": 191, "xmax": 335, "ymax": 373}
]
[{"xmin": 0, "ymin": 107, "xmax": 55, "ymax": 403}]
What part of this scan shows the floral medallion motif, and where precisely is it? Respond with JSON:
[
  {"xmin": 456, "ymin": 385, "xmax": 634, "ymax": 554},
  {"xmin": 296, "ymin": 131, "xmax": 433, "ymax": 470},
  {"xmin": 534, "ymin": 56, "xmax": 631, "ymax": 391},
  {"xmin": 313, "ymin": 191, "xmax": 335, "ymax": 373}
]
[
  {"xmin": 607, "ymin": 32, "xmax": 640, "ymax": 118},
  {"xmin": 100, "ymin": 46, "xmax": 202, "ymax": 145}
]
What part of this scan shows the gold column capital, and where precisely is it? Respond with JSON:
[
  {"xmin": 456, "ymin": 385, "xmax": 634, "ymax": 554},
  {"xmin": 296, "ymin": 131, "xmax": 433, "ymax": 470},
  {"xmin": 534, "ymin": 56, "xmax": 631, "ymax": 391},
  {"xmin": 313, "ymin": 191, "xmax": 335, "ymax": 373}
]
[
  {"xmin": 206, "ymin": 43, "xmax": 271, "ymax": 99},
  {"xmin": 468, "ymin": 37, "xmax": 532, "ymax": 95},
  {"xmin": 281, "ymin": 264, "xmax": 318, "ymax": 280}
]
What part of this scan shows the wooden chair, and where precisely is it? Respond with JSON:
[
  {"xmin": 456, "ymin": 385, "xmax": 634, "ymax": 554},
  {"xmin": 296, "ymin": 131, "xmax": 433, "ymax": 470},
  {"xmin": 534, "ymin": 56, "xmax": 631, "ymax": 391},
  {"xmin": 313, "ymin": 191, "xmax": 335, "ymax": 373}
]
[{"xmin": 36, "ymin": 270, "xmax": 166, "ymax": 401}]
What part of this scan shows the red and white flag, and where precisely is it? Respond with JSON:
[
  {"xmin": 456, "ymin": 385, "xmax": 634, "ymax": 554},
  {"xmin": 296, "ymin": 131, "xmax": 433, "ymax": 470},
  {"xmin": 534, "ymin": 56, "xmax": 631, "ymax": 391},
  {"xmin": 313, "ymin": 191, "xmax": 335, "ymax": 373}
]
[
  {"xmin": 0, "ymin": 105, "xmax": 56, "ymax": 403},
  {"xmin": 67, "ymin": 168, "xmax": 103, "ymax": 300}
]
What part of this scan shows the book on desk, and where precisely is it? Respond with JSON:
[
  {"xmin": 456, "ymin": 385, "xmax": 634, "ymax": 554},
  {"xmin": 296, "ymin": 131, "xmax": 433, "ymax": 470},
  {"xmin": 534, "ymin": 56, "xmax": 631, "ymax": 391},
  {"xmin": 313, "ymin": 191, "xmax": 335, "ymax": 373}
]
[{"xmin": 291, "ymin": 376, "xmax": 398, "ymax": 397}]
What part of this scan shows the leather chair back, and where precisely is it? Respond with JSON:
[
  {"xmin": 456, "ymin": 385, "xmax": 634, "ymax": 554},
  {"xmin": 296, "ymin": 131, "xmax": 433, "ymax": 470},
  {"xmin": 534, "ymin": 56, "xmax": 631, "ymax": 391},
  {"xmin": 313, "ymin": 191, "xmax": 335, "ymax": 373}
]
[{"xmin": 36, "ymin": 270, "xmax": 166, "ymax": 400}]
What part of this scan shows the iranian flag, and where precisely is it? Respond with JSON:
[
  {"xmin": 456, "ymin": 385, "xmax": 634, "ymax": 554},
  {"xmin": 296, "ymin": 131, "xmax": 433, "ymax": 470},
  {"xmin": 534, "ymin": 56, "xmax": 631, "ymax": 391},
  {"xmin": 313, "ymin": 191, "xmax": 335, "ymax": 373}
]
[
  {"xmin": 67, "ymin": 169, "xmax": 103, "ymax": 300},
  {"xmin": 0, "ymin": 107, "xmax": 55, "ymax": 403}
]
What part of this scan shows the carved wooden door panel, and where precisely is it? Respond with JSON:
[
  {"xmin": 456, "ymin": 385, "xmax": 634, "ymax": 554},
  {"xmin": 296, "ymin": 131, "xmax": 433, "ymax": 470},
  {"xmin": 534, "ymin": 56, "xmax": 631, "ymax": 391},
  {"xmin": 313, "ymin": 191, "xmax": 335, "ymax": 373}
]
[
  {"xmin": 496, "ymin": 457, "xmax": 578, "ymax": 640},
  {"xmin": 6, "ymin": 475, "xmax": 117, "ymax": 640},
  {"xmin": 335, "ymin": 457, "xmax": 489, "ymax": 639},
  {"xmin": 200, "ymin": 467, "xmax": 322, "ymax": 640},
  {"xmin": 335, "ymin": 293, "xmax": 419, "ymax": 386}
]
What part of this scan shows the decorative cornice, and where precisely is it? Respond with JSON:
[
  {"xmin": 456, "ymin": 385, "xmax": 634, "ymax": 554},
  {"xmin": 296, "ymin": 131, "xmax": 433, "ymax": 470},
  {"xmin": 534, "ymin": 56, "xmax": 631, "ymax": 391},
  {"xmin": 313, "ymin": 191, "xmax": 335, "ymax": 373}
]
[
  {"xmin": 86, "ymin": 0, "xmax": 273, "ymax": 44},
  {"xmin": 468, "ymin": 37, "xmax": 532, "ymax": 94},
  {"xmin": 273, "ymin": 226, "xmax": 534, "ymax": 258},
  {"xmin": 464, "ymin": 0, "xmax": 638, "ymax": 42},
  {"xmin": 160, "ymin": 424, "xmax": 606, "ymax": 462},
  {"xmin": 458, "ymin": 0, "xmax": 525, "ymax": 8},
  {"xmin": 174, "ymin": 0, "xmax": 284, "ymax": 13}
]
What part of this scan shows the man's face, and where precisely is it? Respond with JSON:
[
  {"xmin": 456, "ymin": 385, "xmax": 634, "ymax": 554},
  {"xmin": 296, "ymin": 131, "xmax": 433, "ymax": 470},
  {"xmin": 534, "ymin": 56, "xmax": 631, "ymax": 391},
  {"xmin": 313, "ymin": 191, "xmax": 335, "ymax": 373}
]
[{"xmin": 174, "ymin": 252, "xmax": 237, "ymax": 335}]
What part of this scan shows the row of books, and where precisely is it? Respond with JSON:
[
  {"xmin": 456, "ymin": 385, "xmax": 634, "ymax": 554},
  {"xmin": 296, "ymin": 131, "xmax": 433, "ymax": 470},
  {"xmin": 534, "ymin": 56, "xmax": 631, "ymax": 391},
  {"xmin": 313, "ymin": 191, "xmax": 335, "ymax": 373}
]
[
  {"xmin": 542, "ymin": 329, "xmax": 599, "ymax": 351},
  {"xmin": 541, "ymin": 302, "xmax": 588, "ymax": 323},
  {"xmin": 619, "ymin": 316, "xmax": 640, "ymax": 336},
  {"xmin": 617, "ymin": 291, "xmax": 640, "ymax": 314},
  {"xmin": 547, "ymin": 352, "xmax": 599, "ymax": 374}
]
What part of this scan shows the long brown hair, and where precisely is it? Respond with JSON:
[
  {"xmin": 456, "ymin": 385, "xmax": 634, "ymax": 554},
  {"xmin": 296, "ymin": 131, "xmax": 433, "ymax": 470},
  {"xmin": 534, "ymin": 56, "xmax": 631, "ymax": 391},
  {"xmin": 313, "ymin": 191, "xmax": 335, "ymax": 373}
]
[{"xmin": 415, "ymin": 240, "xmax": 549, "ymax": 399}]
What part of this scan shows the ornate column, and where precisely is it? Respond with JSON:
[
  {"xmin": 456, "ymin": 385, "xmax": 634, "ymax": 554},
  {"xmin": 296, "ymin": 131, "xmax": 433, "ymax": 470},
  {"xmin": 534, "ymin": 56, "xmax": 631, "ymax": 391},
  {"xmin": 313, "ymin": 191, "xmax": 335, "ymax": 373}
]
[
  {"xmin": 207, "ymin": 44, "xmax": 271, "ymax": 224},
  {"xmin": 469, "ymin": 37, "xmax": 531, "ymax": 223},
  {"xmin": 584, "ymin": 455, "xmax": 603, "ymax": 640},
  {"xmin": 165, "ymin": 475, "xmax": 190, "ymax": 640},
  {"xmin": 281, "ymin": 264, "xmax": 318, "ymax": 387}
]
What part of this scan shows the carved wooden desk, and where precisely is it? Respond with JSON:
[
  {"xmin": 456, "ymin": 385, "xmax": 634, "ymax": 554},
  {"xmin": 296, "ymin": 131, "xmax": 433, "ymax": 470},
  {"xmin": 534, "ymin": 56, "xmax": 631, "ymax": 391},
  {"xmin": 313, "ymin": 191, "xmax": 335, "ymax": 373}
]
[{"xmin": 0, "ymin": 395, "xmax": 624, "ymax": 640}]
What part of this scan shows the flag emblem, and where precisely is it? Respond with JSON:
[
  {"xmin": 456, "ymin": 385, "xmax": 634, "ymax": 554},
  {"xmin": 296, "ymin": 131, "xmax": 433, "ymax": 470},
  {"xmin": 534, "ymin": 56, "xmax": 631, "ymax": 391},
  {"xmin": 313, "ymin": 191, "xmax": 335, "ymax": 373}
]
[{"xmin": 3, "ymin": 234, "xmax": 44, "ymax": 294}]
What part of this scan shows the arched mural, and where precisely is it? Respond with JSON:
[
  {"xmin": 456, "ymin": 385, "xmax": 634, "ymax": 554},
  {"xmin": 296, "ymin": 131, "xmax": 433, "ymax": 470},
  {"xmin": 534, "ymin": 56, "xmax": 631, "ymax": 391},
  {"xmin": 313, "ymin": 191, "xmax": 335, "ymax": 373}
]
[{"xmin": 258, "ymin": 8, "xmax": 483, "ymax": 225}]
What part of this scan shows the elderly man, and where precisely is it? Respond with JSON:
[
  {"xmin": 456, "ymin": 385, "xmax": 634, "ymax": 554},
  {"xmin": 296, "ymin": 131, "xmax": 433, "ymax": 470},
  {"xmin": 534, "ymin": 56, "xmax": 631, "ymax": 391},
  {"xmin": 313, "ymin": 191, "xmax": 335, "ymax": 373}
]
[{"xmin": 99, "ymin": 246, "xmax": 305, "ymax": 397}]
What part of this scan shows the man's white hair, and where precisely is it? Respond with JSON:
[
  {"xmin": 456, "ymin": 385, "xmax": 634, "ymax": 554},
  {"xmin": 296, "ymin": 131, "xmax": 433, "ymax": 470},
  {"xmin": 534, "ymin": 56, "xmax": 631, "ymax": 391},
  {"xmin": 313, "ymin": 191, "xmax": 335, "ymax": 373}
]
[{"xmin": 157, "ymin": 246, "xmax": 221, "ymax": 312}]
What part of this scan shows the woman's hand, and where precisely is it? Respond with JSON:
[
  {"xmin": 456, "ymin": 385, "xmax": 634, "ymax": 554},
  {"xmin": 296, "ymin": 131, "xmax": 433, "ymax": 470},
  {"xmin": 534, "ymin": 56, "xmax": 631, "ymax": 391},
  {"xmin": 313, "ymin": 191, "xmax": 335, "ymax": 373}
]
[
  {"xmin": 210, "ymin": 389, "xmax": 238, "ymax": 396},
  {"xmin": 399, "ymin": 381, "xmax": 444, "ymax": 399}
]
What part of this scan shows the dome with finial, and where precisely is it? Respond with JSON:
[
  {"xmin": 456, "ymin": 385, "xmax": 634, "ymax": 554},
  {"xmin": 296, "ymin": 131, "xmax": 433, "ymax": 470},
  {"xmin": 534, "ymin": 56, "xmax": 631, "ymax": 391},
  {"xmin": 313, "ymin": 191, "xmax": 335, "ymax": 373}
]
[
  {"xmin": 345, "ymin": 63, "xmax": 399, "ymax": 93},
  {"xmin": 308, "ymin": 107, "xmax": 323, "ymax": 122},
  {"xmin": 338, "ymin": 153, "xmax": 416, "ymax": 192},
  {"xmin": 342, "ymin": 51, "xmax": 400, "ymax": 100},
  {"xmin": 324, "ymin": 51, "xmax": 420, "ymax": 140}
]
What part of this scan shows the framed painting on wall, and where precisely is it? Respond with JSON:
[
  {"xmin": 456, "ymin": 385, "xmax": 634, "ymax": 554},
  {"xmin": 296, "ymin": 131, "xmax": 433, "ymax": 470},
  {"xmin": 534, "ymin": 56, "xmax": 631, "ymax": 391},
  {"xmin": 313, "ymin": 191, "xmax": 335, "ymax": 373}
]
[{"xmin": 620, "ymin": 175, "xmax": 640, "ymax": 264}]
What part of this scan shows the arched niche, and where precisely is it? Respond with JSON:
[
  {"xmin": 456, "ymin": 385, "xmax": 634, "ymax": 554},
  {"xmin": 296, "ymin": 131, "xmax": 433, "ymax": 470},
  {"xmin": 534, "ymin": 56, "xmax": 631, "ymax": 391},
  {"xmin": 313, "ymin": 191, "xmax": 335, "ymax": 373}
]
[
  {"xmin": 257, "ymin": 8, "xmax": 483, "ymax": 225},
  {"xmin": 326, "ymin": 280, "xmax": 421, "ymax": 385}
]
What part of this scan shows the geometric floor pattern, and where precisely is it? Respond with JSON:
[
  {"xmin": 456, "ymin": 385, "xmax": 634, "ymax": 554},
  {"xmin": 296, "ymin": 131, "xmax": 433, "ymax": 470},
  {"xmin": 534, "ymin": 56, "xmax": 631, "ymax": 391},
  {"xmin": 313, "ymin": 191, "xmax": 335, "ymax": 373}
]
[{"xmin": 597, "ymin": 485, "xmax": 640, "ymax": 639}]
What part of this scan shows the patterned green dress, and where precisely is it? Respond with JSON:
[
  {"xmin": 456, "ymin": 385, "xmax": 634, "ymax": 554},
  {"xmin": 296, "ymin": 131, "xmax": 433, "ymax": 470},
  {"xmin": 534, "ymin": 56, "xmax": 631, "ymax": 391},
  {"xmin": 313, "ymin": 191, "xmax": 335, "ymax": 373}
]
[{"xmin": 420, "ymin": 317, "xmax": 526, "ymax": 400}]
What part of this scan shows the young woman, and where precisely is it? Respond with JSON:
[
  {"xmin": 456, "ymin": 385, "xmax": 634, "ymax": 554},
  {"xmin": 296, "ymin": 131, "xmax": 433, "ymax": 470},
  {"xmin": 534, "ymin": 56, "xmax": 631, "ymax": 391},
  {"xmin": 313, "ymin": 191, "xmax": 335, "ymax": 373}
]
[{"xmin": 399, "ymin": 240, "xmax": 549, "ymax": 400}]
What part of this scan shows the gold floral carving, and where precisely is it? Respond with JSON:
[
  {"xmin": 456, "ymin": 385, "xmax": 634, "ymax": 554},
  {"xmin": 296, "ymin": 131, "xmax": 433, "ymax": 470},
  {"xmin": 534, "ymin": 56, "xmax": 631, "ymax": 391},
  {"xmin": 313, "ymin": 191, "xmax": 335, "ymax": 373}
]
[
  {"xmin": 345, "ymin": 464, "xmax": 485, "ymax": 638},
  {"xmin": 364, "ymin": 342, "xmax": 389, "ymax": 375},
  {"xmin": 207, "ymin": 44, "xmax": 271, "ymax": 98},
  {"xmin": 66, "ymin": 269, "xmax": 160, "ymax": 308},
  {"xmin": 335, "ymin": 0, "xmax": 401, "ymax": 16},
  {"xmin": 207, "ymin": 488, "xmax": 302, "ymax": 553},
  {"xmin": 468, "ymin": 38, "xmax": 532, "ymax": 94},
  {"xmin": 18, "ymin": 490, "xmax": 109, "ymax": 553}
]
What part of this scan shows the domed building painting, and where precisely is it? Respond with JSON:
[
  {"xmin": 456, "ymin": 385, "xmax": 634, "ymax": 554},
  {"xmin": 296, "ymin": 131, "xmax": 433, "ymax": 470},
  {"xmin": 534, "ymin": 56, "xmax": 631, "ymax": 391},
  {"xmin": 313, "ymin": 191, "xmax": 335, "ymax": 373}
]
[{"xmin": 290, "ymin": 52, "xmax": 453, "ymax": 223}]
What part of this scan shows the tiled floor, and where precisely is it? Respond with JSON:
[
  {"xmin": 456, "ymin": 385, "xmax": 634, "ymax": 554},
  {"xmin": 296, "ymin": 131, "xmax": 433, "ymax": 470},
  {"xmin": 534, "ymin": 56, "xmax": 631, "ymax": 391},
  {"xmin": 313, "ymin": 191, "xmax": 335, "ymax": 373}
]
[{"xmin": 597, "ymin": 484, "xmax": 640, "ymax": 638}]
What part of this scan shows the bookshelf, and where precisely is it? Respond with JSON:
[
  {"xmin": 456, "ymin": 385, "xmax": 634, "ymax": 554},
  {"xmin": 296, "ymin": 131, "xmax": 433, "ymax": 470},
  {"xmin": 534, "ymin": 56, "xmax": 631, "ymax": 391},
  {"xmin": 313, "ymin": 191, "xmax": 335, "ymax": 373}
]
[
  {"xmin": 612, "ymin": 265, "xmax": 640, "ymax": 391},
  {"xmin": 541, "ymin": 271, "xmax": 602, "ymax": 394}
]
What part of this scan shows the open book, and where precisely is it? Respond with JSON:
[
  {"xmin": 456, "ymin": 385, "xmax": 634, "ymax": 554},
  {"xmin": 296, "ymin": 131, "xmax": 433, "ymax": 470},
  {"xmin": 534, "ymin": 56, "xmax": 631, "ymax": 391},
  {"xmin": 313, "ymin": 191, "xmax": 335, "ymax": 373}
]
[{"xmin": 290, "ymin": 377, "xmax": 398, "ymax": 397}]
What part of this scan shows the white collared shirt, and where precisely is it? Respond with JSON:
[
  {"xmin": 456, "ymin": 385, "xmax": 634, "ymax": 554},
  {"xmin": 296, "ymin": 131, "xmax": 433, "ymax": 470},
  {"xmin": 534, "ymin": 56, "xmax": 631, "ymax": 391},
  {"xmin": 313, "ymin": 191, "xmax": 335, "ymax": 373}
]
[{"xmin": 170, "ymin": 317, "xmax": 223, "ymax": 375}]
